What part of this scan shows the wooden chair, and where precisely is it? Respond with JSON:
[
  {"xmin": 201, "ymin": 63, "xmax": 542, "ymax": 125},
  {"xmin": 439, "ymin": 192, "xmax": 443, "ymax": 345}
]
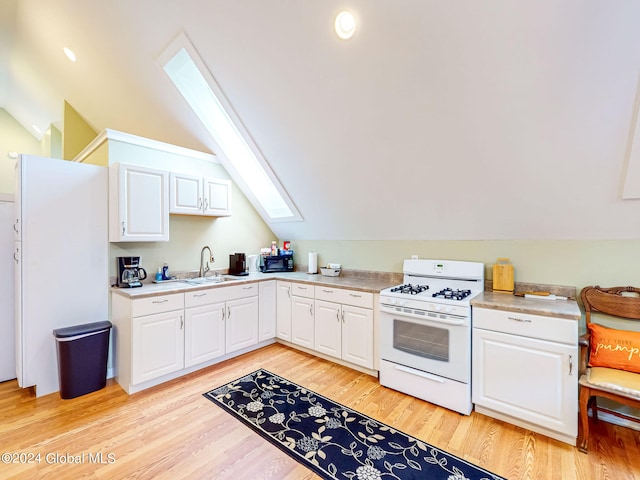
[{"xmin": 577, "ymin": 286, "xmax": 640, "ymax": 453}]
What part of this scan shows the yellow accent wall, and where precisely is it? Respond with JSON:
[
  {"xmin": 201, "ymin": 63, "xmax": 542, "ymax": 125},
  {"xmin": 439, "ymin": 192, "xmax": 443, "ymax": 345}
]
[{"xmin": 63, "ymin": 101, "xmax": 98, "ymax": 160}]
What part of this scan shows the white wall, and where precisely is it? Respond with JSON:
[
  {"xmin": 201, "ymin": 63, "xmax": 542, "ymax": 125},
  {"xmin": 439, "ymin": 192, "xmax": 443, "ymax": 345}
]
[{"xmin": 0, "ymin": 109, "xmax": 40, "ymax": 194}]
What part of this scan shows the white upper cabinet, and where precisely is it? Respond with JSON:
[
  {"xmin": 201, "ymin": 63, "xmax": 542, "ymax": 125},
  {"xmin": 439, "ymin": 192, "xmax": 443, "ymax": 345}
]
[
  {"xmin": 109, "ymin": 163, "xmax": 169, "ymax": 242},
  {"xmin": 170, "ymin": 172, "xmax": 231, "ymax": 217},
  {"xmin": 203, "ymin": 177, "xmax": 231, "ymax": 216}
]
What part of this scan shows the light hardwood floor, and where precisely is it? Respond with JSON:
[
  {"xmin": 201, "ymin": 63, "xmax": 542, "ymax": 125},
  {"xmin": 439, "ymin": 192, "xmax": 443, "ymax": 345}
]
[{"xmin": 2, "ymin": 343, "xmax": 639, "ymax": 479}]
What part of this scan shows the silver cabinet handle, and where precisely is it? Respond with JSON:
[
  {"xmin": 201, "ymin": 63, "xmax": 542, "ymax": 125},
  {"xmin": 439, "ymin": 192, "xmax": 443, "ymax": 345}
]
[
  {"xmin": 569, "ymin": 355, "xmax": 573, "ymax": 376},
  {"xmin": 287, "ymin": 286, "xmax": 291, "ymax": 298},
  {"xmin": 341, "ymin": 309, "xmax": 345, "ymax": 323},
  {"xmin": 243, "ymin": 286, "xmax": 254, "ymax": 290},
  {"xmin": 198, "ymin": 197, "xmax": 203, "ymax": 209},
  {"xmin": 221, "ymin": 308, "xmax": 225, "ymax": 321},
  {"xmin": 336, "ymin": 309, "xmax": 340, "ymax": 322},
  {"xmin": 227, "ymin": 306, "xmax": 231, "ymax": 319},
  {"xmin": 323, "ymin": 289, "xmax": 333, "ymax": 293},
  {"xmin": 180, "ymin": 315, "xmax": 184, "ymax": 329},
  {"xmin": 508, "ymin": 316, "xmax": 532, "ymax": 323},
  {"xmin": 121, "ymin": 221, "xmax": 125, "ymax": 236},
  {"xmin": 309, "ymin": 303, "xmax": 313, "ymax": 316},
  {"xmin": 204, "ymin": 198, "xmax": 209, "ymax": 211},
  {"xmin": 13, "ymin": 222, "xmax": 19, "ymax": 233},
  {"xmin": 152, "ymin": 299, "xmax": 169, "ymax": 304},
  {"xmin": 349, "ymin": 293, "xmax": 362, "ymax": 298},
  {"xmin": 14, "ymin": 250, "xmax": 19, "ymax": 263},
  {"xmin": 193, "ymin": 293, "xmax": 207, "ymax": 297}
]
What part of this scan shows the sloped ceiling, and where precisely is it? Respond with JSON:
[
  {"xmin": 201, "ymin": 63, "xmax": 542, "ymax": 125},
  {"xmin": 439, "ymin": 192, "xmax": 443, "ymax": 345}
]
[{"xmin": 2, "ymin": 0, "xmax": 640, "ymax": 240}]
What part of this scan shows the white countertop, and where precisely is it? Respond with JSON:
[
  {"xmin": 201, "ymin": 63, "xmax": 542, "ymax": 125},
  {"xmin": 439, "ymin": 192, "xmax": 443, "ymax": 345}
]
[
  {"xmin": 471, "ymin": 291, "xmax": 581, "ymax": 320},
  {"xmin": 111, "ymin": 271, "xmax": 398, "ymax": 299}
]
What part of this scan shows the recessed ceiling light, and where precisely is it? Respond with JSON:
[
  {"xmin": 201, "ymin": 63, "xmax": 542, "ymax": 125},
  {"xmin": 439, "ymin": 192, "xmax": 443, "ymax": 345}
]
[
  {"xmin": 335, "ymin": 11, "xmax": 356, "ymax": 40},
  {"xmin": 63, "ymin": 47, "xmax": 76, "ymax": 62}
]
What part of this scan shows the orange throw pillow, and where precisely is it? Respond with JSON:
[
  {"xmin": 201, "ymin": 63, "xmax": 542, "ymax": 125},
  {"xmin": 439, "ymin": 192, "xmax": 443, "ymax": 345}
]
[{"xmin": 588, "ymin": 323, "xmax": 640, "ymax": 374}]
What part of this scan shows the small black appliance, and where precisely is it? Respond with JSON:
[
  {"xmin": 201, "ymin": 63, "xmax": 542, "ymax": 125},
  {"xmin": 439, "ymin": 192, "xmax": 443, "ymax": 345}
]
[
  {"xmin": 116, "ymin": 256, "xmax": 147, "ymax": 288},
  {"xmin": 229, "ymin": 253, "xmax": 248, "ymax": 276},
  {"xmin": 261, "ymin": 252, "xmax": 294, "ymax": 273}
]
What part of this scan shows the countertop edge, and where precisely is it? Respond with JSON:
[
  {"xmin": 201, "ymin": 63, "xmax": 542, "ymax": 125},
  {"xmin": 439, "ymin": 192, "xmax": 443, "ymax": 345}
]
[
  {"xmin": 111, "ymin": 272, "xmax": 397, "ymax": 299},
  {"xmin": 472, "ymin": 292, "xmax": 582, "ymax": 321}
]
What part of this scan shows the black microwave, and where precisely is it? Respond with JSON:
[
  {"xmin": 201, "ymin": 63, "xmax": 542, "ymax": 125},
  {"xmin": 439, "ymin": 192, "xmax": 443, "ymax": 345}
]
[{"xmin": 261, "ymin": 254, "xmax": 294, "ymax": 273}]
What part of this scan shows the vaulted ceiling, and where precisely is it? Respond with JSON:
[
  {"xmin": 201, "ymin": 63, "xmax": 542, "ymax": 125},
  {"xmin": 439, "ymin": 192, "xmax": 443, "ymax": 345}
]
[{"xmin": 2, "ymin": 0, "xmax": 639, "ymax": 240}]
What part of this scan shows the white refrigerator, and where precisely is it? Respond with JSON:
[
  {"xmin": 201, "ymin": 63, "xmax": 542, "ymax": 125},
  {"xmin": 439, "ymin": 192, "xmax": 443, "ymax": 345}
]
[
  {"xmin": 15, "ymin": 155, "xmax": 108, "ymax": 397},
  {"xmin": 0, "ymin": 199, "xmax": 15, "ymax": 382}
]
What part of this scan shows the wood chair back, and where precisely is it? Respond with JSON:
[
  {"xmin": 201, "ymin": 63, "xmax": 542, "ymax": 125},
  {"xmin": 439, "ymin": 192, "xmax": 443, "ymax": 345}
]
[
  {"xmin": 577, "ymin": 285, "xmax": 640, "ymax": 453},
  {"xmin": 581, "ymin": 286, "xmax": 640, "ymax": 324}
]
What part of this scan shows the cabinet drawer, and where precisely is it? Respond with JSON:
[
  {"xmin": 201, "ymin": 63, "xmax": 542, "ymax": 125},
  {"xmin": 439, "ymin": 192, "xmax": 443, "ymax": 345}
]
[
  {"xmin": 315, "ymin": 286, "xmax": 373, "ymax": 309},
  {"xmin": 132, "ymin": 293, "xmax": 184, "ymax": 317},
  {"xmin": 185, "ymin": 289, "xmax": 223, "ymax": 308},
  {"xmin": 473, "ymin": 307, "xmax": 578, "ymax": 345},
  {"xmin": 291, "ymin": 283, "xmax": 314, "ymax": 299},
  {"xmin": 223, "ymin": 283, "xmax": 259, "ymax": 301}
]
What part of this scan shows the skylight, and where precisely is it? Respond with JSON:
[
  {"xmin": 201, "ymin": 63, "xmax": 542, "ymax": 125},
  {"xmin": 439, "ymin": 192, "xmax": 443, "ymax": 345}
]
[{"xmin": 161, "ymin": 36, "xmax": 301, "ymax": 222}]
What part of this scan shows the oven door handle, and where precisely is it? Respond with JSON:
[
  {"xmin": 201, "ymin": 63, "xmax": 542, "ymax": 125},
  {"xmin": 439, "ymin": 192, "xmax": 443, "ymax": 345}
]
[
  {"xmin": 380, "ymin": 305, "xmax": 467, "ymax": 326},
  {"xmin": 394, "ymin": 364, "xmax": 445, "ymax": 384}
]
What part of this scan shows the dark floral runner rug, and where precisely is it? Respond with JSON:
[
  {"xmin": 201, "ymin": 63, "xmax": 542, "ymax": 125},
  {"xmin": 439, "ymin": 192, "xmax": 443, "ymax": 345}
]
[{"xmin": 203, "ymin": 369, "xmax": 507, "ymax": 480}]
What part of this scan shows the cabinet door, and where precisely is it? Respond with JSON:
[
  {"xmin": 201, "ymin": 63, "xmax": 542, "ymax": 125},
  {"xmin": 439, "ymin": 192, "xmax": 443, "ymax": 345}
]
[
  {"xmin": 132, "ymin": 310, "xmax": 184, "ymax": 384},
  {"xmin": 342, "ymin": 305, "xmax": 374, "ymax": 369},
  {"xmin": 169, "ymin": 172, "xmax": 203, "ymax": 215},
  {"xmin": 276, "ymin": 281, "xmax": 292, "ymax": 341},
  {"xmin": 291, "ymin": 296, "xmax": 314, "ymax": 349},
  {"xmin": 110, "ymin": 163, "xmax": 169, "ymax": 242},
  {"xmin": 259, "ymin": 281, "xmax": 276, "ymax": 342},
  {"xmin": 203, "ymin": 178, "xmax": 231, "ymax": 216},
  {"xmin": 225, "ymin": 296, "xmax": 259, "ymax": 354},
  {"xmin": 184, "ymin": 302, "xmax": 225, "ymax": 368},
  {"xmin": 314, "ymin": 300, "xmax": 342, "ymax": 359},
  {"xmin": 472, "ymin": 328, "xmax": 578, "ymax": 437}
]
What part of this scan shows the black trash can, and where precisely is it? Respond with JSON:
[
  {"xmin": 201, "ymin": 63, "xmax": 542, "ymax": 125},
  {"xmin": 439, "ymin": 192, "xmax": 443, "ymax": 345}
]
[{"xmin": 53, "ymin": 321, "xmax": 112, "ymax": 399}]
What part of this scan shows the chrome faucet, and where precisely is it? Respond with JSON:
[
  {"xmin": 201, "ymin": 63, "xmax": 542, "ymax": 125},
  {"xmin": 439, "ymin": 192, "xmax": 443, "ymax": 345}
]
[{"xmin": 199, "ymin": 246, "xmax": 214, "ymax": 277}]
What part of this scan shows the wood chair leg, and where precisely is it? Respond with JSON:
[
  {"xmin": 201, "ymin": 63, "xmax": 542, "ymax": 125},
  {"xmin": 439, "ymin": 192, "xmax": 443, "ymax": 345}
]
[
  {"xmin": 589, "ymin": 396, "xmax": 598, "ymax": 421},
  {"xmin": 578, "ymin": 386, "xmax": 591, "ymax": 453}
]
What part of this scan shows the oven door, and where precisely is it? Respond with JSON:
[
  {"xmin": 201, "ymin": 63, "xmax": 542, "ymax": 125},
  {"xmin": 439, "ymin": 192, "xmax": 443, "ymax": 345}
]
[{"xmin": 379, "ymin": 303, "xmax": 470, "ymax": 383}]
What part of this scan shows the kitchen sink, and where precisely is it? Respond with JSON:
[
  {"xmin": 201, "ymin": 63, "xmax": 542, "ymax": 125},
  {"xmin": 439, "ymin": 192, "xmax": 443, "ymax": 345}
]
[{"xmin": 181, "ymin": 276, "xmax": 233, "ymax": 285}]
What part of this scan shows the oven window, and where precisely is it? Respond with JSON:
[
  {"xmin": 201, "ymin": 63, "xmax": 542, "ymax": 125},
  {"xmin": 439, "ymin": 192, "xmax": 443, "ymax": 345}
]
[{"xmin": 393, "ymin": 319, "xmax": 449, "ymax": 362}]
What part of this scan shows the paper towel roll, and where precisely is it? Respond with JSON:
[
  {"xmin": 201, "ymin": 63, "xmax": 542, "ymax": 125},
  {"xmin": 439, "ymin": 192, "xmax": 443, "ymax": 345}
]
[{"xmin": 308, "ymin": 252, "xmax": 318, "ymax": 274}]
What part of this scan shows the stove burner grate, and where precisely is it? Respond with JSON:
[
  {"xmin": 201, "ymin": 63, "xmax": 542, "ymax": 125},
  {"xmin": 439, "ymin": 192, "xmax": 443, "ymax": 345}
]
[
  {"xmin": 390, "ymin": 284, "xmax": 429, "ymax": 295},
  {"xmin": 432, "ymin": 288, "xmax": 472, "ymax": 301}
]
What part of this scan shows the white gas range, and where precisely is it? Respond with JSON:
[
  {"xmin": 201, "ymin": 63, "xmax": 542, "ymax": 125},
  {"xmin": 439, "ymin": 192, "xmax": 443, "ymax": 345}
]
[{"xmin": 379, "ymin": 258, "xmax": 484, "ymax": 415}]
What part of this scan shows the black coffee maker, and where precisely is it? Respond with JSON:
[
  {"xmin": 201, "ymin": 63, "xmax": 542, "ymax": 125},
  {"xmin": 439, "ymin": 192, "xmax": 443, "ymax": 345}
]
[
  {"xmin": 116, "ymin": 256, "xmax": 147, "ymax": 288},
  {"xmin": 228, "ymin": 253, "xmax": 248, "ymax": 276}
]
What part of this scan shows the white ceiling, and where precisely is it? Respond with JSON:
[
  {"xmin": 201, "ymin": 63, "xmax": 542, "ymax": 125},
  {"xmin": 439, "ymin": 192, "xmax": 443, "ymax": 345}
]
[{"xmin": 2, "ymin": 0, "xmax": 640, "ymax": 240}]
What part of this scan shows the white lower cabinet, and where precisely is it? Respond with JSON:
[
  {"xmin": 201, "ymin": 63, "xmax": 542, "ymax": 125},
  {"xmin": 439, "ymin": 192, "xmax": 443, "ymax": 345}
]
[
  {"xmin": 259, "ymin": 281, "xmax": 277, "ymax": 341},
  {"xmin": 126, "ymin": 293, "xmax": 185, "ymax": 386},
  {"xmin": 291, "ymin": 295, "xmax": 314, "ymax": 349},
  {"xmin": 472, "ymin": 307, "xmax": 578, "ymax": 445},
  {"xmin": 276, "ymin": 281, "xmax": 292, "ymax": 341},
  {"xmin": 184, "ymin": 301, "xmax": 225, "ymax": 368},
  {"xmin": 112, "ymin": 282, "xmax": 262, "ymax": 394},
  {"xmin": 315, "ymin": 300, "xmax": 374, "ymax": 369},
  {"xmin": 226, "ymin": 296, "xmax": 259, "ymax": 353},
  {"xmin": 290, "ymin": 283, "xmax": 315, "ymax": 349},
  {"xmin": 132, "ymin": 309, "xmax": 184, "ymax": 385},
  {"xmin": 275, "ymin": 283, "xmax": 375, "ymax": 372}
]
